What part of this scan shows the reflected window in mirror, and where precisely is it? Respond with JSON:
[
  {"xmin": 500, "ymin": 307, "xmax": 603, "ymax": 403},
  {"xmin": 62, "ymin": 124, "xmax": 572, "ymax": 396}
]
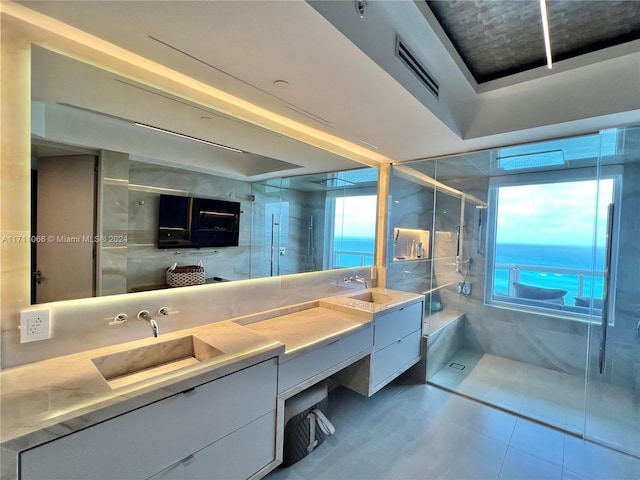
[{"xmin": 329, "ymin": 194, "xmax": 377, "ymax": 269}]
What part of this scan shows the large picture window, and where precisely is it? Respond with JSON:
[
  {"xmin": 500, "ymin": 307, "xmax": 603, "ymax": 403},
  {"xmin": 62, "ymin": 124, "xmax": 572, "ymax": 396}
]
[{"xmin": 485, "ymin": 169, "xmax": 621, "ymax": 320}]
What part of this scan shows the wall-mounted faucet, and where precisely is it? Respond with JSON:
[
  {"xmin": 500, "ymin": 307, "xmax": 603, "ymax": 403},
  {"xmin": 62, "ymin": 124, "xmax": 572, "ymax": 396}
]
[
  {"xmin": 138, "ymin": 310, "xmax": 160, "ymax": 337},
  {"xmin": 344, "ymin": 275, "xmax": 368, "ymax": 289}
]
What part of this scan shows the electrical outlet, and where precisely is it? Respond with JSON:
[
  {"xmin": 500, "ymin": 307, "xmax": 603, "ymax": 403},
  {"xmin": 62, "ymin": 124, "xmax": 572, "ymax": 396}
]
[{"xmin": 20, "ymin": 309, "xmax": 51, "ymax": 343}]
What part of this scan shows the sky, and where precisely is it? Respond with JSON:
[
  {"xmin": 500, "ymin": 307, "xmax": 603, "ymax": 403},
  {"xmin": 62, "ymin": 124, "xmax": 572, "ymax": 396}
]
[
  {"xmin": 334, "ymin": 195, "xmax": 377, "ymax": 238},
  {"xmin": 496, "ymin": 179, "xmax": 614, "ymax": 246}
]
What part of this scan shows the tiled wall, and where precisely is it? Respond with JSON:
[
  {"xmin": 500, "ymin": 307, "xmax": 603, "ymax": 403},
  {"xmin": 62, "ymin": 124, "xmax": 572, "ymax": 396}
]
[
  {"xmin": 126, "ymin": 161, "xmax": 253, "ymax": 290},
  {"xmin": 250, "ymin": 183, "xmax": 326, "ymax": 279},
  {"xmin": 2, "ymin": 265, "xmax": 373, "ymax": 368}
]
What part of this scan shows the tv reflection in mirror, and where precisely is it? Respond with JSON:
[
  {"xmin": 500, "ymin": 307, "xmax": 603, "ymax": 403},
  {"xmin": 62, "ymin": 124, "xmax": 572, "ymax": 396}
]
[{"xmin": 157, "ymin": 194, "xmax": 240, "ymax": 248}]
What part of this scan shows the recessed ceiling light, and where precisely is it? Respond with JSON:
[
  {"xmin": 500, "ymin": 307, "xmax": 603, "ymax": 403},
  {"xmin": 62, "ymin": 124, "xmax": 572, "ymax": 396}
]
[{"xmin": 273, "ymin": 80, "xmax": 290, "ymax": 89}]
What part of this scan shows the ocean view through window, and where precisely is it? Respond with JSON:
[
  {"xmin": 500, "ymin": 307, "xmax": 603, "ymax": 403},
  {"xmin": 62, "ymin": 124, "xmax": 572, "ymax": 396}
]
[
  {"xmin": 486, "ymin": 174, "xmax": 619, "ymax": 319},
  {"xmin": 331, "ymin": 195, "xmax": 376, "ymax": 268}
]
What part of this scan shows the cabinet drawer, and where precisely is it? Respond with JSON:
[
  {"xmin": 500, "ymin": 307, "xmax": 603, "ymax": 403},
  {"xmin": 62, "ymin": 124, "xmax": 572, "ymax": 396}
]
[
  {"xmin": 149, "ymin": 410, "xmax": 276, "ymax": 480},
  {"xmin": 21, "ymin": 359, "xmax": 277, "ymax": 480},
  {"xmin": 375, "ymin": 301, "xmax": 423, "ymax": 351},
  {"xmin": 279, "ymin": 324, "xmax": 373, "ymax": 394},
  {"xmin": 372, "ymin": 329, "xmax": 421, "ymax": 388}
]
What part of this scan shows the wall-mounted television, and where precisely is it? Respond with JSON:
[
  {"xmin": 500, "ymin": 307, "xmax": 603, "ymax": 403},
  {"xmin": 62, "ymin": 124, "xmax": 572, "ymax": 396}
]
[{"xmin": 157, "ymin": 194, "xmax": 240, "ymax": 248}]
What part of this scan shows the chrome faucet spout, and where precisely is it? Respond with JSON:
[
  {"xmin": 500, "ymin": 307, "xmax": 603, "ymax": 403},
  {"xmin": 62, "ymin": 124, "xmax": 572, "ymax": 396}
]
[
  {"xmin": 150, "ymin": 318, "xmax": 160, "ymax": 337},
  {"xmin": 344, "ymin": 275, "xmax": 368, "ymax": 289},
  {"xmin": 138, "ymin": 310, "xmax": 160, "ymax": 337}
]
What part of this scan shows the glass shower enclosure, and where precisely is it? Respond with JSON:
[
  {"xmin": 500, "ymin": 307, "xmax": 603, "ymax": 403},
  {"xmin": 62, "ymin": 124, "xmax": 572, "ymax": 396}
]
[{"xmin": 386, "ymin": 126, "xmax": 639, "ymax": 458}]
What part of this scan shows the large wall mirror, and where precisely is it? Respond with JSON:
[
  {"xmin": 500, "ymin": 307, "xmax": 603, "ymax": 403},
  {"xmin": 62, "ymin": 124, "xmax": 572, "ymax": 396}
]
[{"xmin": 30, "ymin": 46, "xmax": 377, "ymax": 304}]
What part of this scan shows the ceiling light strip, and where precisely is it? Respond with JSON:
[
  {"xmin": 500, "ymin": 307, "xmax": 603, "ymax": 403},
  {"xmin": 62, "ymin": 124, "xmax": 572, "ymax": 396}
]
[
  {"xmin": 540, "ymin": 0, "xmax": 553, "ymax": 69},
  {"xmin": 134, "ymin": 123, "xmax": 244, "ymax": 153}
]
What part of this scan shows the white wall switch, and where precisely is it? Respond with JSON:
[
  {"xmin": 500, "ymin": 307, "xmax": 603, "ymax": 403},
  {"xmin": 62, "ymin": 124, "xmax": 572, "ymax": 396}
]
[{"xmin": 20, "ymin": 309, "xmax": 51, "ymax": 343}]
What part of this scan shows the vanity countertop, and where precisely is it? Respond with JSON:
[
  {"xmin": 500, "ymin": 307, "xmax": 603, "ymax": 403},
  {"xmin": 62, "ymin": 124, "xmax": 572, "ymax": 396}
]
[
  {"xmin": 239, "ymin": 306, "xmax": 369, "ymax": 357},
  {"xmin": 320, "ymin": 287, "xmax": 424, "ymax": 317},
  {"xmin": 0, "ymin": 321, "xmax": 283, "ymax": 453},
  {"xmin": 0, "ymin": 287, "xmax": 424, "ymax": 458}
]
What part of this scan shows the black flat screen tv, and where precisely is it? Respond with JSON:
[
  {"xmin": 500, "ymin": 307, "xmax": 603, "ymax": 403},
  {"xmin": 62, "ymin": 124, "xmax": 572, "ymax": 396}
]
[{"xmin": 157, "ymin": 194, "xmax": 240, "ymax": 248}]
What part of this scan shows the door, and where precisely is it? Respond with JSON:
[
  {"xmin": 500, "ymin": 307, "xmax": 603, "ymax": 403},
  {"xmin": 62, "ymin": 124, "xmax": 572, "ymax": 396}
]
[
  {"xmin": 33, "ymin": 155, "xmax": 97, "ymax": 303},
  {"xmin": 584, "ymin": 126, "xmax": 639, "ymax": 458}
]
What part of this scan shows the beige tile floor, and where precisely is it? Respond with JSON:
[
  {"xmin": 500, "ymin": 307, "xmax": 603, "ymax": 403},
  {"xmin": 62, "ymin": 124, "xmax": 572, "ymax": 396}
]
[
  {"xmin": 267, "ymin": 375, "xmax": 639, "ymax": 480},
  {"xmin": 430, "ymin": 350, "xmax": 640, "ymax": 459}
]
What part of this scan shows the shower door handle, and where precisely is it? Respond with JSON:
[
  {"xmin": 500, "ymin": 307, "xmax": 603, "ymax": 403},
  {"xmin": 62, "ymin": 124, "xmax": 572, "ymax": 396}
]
[{"xmin": 598, "ymin": 203, "xmax": 615, "ymax": 375}]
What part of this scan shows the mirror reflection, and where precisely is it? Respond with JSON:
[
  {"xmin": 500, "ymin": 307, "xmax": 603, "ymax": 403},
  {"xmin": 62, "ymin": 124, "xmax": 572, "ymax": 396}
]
[{"xmin": 30, "ymin": 47, "xmax": 377, "ymax": 304}]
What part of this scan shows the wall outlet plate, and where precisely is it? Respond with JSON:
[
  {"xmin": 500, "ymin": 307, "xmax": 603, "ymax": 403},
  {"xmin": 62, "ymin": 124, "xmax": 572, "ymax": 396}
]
[{"xmin": 20, "ymin": 309, "xmax": 51, "ymax": 343}]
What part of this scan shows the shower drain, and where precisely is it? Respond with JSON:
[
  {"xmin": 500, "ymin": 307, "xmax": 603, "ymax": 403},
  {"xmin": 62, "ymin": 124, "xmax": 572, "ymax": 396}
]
[{"xmin": 449, "ymin": 362, "xmax": 466, "ymax": 370}]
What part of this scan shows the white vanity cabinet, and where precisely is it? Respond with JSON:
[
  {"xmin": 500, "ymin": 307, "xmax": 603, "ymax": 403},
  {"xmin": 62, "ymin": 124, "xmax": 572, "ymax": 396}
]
[
  {"xmin": 278, "ymin": 323, "xmax": 373, "ymax": 396},
  {"xmin": 370, "ymin": 301, "xmax": 423, "ymax": 391},
  {"xmin": 334, "ymin": 300, "xmax": 423, "ymax": 396},
  {"xmin": 20, "ymin": 358, "xmax": 278, "ymax": 480}
]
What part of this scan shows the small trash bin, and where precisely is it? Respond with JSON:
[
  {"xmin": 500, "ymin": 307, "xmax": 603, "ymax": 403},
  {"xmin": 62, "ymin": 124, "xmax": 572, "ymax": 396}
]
[{"xmin": 282, "ymin": 382, "xmax": 335, "ymax": 466}]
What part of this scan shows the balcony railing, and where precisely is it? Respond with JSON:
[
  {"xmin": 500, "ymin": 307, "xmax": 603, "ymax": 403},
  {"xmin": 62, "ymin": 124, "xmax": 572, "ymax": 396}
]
[
  {"xmin": 495, "ymin": 263, "xmax": 604, "ymax": 300},
  {"xmin": 333, "ymin": 249, "xmax": 374, "ymax": 268}
]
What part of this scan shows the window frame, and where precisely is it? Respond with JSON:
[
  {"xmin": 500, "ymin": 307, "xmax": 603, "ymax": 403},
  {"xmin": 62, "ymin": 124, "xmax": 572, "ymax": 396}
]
[{"xmin": 483, "ymin": 166, "xmax": 622, "ymax": 323}]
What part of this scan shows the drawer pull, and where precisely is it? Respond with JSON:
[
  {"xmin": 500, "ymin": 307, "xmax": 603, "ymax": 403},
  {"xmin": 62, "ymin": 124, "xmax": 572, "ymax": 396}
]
[
  {"xmin": 166, "ymin": 453, "xmax": 196, "ymax": 472},
  {"xmin": 328, "ymin": 338, "xmax": 340, "ymax": 346},
  {"xmin": 181, "ymin": 387, "xmax": 196, "ymax": 397}
]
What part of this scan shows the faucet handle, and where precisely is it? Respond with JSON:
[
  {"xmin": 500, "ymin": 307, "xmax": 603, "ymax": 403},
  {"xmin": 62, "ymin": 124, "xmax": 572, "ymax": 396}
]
[{"xmin": 108, "ymin": 313, "xmax": 128, "ymax": 326}]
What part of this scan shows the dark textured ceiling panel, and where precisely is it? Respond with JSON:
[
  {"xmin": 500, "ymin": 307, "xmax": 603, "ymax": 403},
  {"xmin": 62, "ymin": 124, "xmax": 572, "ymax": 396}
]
[{"xmin": 426, "ymin": 0, "xmax": 640, "ymax": 83}]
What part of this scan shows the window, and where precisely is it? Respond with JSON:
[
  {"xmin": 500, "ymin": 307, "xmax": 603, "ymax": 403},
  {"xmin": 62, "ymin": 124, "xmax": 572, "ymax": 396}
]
[
  {"xmin": 485, "ymin": 169, "xmax": 621, "ymax": 320},
  {"xmin": 326, "ymin": 194, "xmax": 377, "ymax": 269}
]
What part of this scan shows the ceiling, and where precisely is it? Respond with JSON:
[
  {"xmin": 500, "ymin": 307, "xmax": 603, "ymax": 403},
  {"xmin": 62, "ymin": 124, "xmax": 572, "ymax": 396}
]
[
  {"xmin": 10, "ymin": 1, "xmax": 640, "ymax": 180},
  {"xmin": 426, "ymin": 0, "xmax": 640, "ymax": 83}
]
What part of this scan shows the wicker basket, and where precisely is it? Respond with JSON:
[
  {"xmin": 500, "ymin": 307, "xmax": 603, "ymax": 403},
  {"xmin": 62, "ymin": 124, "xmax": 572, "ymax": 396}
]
[{"xmin": 166, "ymin": 261, "xmax": 205, "ymax": 287}]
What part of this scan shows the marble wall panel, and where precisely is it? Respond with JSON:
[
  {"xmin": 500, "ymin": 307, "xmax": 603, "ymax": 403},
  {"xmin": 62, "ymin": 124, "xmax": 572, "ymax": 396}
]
[
  {"xmin": 126, "ymin": 161, "xmax": 252, "ymax": 290},
  {"xmin": 99, "ymin": 151, "xmax": 129, "ymax": 296},
  {"xmin": 1, "ymin": 266, "xmax": 371, "ymax": 368}
]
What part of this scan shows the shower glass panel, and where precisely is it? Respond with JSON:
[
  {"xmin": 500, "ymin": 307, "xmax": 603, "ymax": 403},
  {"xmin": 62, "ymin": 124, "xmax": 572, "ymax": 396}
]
[
  {"xmin": 387, "ymin": 126, "xmax": 639, "ymax": 458},
  {"xmin": 584, "ymin": 126, "xmax": 640, "ymax": 457},
  {"xmin": 250, "ymin": 167, "xmax": 378, "ymax": 278}
]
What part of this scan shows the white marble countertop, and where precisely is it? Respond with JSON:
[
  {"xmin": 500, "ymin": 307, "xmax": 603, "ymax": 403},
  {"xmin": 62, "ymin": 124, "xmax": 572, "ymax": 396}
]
[
  {"xmin": 320, "ymin": 287, "xmax": 424, "ymax": 317},
  {"xmin": 0, "ymin": 321, "xmax": 282, "ymax": 453},
  {"xmin": 239, "ymin": 306, "xmax": 369, "ymax": 356},
  {"xmin": 0, "ymin": 287, "xmax": 423, "ymax": 463}
]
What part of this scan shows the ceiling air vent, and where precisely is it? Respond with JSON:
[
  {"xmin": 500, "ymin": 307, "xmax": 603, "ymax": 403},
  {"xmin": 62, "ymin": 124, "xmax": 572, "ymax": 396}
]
[{"xmin": 395, "ymin": 36, "xmax": 439, "ymax": 99}]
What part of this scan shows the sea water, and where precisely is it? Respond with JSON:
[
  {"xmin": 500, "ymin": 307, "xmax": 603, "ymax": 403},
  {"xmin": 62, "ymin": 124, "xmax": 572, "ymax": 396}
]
[
  {"xmin": 494, "ymin": 243, "xmax": 605, "ymax": 301},
  {"xmin": 334, "ymin": 238, "xmax": 605, "ymax": 302}
]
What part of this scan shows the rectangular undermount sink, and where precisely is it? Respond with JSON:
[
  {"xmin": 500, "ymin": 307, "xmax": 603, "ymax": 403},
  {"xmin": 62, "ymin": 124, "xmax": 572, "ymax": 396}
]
[
  {"xmin": 91, "ymin": 335, "xmax": 224, "ymax": 389},
  {"xmin": 350, "ymin": 292, "xmax": 397, "ymax": 304}
]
